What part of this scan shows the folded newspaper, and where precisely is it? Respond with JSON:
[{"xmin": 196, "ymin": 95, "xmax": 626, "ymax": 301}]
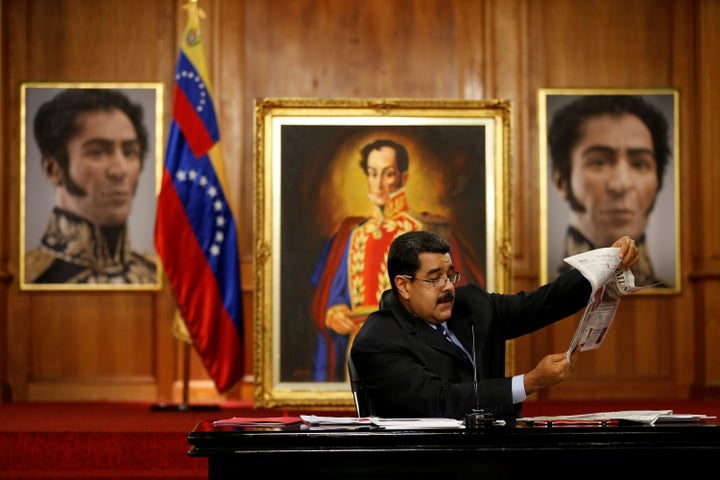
[{"xmin": 564, "ymin": 247, "xmax": 648, "ymax": 362}]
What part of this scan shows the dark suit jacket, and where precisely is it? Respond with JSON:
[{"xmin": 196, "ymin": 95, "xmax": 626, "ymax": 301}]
[{"xmin": 350, "ymin": 268, "xmax": 591, "ymax": 419}]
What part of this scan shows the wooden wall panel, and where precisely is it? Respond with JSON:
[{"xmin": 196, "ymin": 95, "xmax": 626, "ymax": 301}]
[
  {"xmin": 4, "ymin": 0, "xmax": 179, "ymax": 402},
  {"xmin": 243, "ymin": 0, "xmax": 460, "ymax": 99},
  {"xmin": 0, "ymin": 0, "xmax": 9, "ymax": 401},
  {"xmin": 519, "ymin": 0, "xmax": 697, "ymax": 400},
  {"xmin": 692, "ymin": 0, "xmax": 720, "ymax": 396},
  {"xmin": 1, "ymin": 0, "xmax": 718, "ymax": 405}
]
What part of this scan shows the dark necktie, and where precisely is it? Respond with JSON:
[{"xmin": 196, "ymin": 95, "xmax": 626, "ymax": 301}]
[
  {"xmin": 436, "ymin": 324, "xmax": 473, "ymax": 363},
  {"xmin": 437, "ymin": 324, "xmax": 453, "ymax": 343}
]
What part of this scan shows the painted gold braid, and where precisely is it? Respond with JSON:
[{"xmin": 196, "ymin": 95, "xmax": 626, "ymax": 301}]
[
  {"xmin": 376, "ymin": 261, "xmax": 390, "ymax": 300},
  {"xmin": 349, "ymin": 230, "xmax": 368, "ymax": 308}
]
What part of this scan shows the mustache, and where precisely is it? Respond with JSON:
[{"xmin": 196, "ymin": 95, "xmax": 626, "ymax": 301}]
[{"xmin": 438, "ymin": 292, "xmax": 454, "ymax": 303}]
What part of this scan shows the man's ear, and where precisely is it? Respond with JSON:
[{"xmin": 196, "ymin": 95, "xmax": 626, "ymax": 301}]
[
  {"xmin": 400, "ymin": 170, "xmax": 409, "ymax": 187},
  {"xmin": 41, "ymin": 157, "xmax": 63, "ymax": 186},
  {"xmin": 551, "ymin": 170, "xmax": 569, "ymax": 201},
  {"xmin": 395, "ymin": 275, "xmax": 411, "ymax": 300}
]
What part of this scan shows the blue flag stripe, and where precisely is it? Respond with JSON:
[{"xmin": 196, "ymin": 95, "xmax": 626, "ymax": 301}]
[{"xmin": 164, "ymin": 122, "xmax": 241, "ymax": 323}]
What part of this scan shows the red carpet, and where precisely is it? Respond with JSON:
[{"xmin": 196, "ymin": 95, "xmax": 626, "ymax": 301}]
[
  {"xmin": 1, "ymin": 400, "xmax": 718, "ymax": 478},
  {"xmin": 0, "ymin": 401, "xmax": 352, "ymax": 479}
]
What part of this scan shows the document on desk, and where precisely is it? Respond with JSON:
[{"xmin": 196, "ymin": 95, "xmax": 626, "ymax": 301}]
[
  {"xmin": 564, "ymin": 247, "xmax": 651, "ymax": 362},
  {"xmin": 300, "ymin": 415, "xmax": 463, "ymax": 430},
  {"xmin": 519, "ymin": 410, "xmax": 716, "ymax": 426},
  {"xmin": 299, "ymin": 415, "xmax": 374, "ymax": 426},
  {"xmin": 370, "ymin": 418, "xmax": 464, "ymax": 430},
  {"xmin": 212, "ymin": 416, "xmax": 303, "ymax": 426}
]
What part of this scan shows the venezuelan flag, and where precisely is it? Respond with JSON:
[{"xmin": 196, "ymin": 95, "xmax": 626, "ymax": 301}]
[{"xmin": 155, "ymin": 0, "xmax": 243, "ymax": 393}]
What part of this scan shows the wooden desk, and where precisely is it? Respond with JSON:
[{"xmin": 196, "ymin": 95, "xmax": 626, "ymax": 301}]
[{"xmin": 188, "ymin": 419, "xmax": 720, "ymax": 478}]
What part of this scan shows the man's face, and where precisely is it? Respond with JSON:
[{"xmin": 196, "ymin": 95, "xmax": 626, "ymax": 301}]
[
  {"xmin": 560, "ymin": 113, "xmax": 659, "ymax": 246},
  {"xmin": 366, "ymin": 146, "xmax": 406, "ymax": 206},
  {"xmin": 396, "ymin": 252, "xmax": 456, "ymax": 325},
  {"xmin": 47, "ymin": 109, "xmax": 142, "ymax": 227}
]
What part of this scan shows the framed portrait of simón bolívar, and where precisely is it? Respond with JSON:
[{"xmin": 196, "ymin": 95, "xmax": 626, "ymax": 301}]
[
  {"xmin": 253, "ymin": 97, "xmax": 513, "ymax": 409},
  {"xmin": 20, "ymin": 82, "xmax": 164, "ymax": 291}
]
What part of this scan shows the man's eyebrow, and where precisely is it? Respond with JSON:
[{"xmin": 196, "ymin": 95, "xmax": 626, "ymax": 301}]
[
  {"xmin": 121, "ymin": 139, "xmax": 141, "ymax": 148},
  {"xmin": 80, "ymin": 138, "xmax": 140, "ymax": 148},
  {"xmin": 80, "ymin": 138, "xmax": 114, "ymax": 148},
  {"xmin": 581, "ymin": 145, "xmax": 655, "ymax": 157},
  {"xmin": 425, "ymin": 265, "xmax": 454, "ymax": 276},
  {"xmin": 627, "ymin": 147, "xmax": 655, "ymax": 156},
  {"xmin": 580, "ymin": 145, "xmax": 616, "ymax": 157}
]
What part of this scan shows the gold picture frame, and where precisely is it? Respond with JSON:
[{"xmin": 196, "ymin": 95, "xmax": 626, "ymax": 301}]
[
  {"xmin": 20, "ymin": 82, "xmax": 164, "ymax": 291},
  {"xmin": 538, "ymin": 88, "xmax": 680, "ymax": 294},
  {"xmin": 253, "ymin": 98, "xmax": 513, "ymax": 409}
]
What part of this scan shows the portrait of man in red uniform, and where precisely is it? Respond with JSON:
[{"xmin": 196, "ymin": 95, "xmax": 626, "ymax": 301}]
[{"xmin": 310, "ymin": 137, "xmax": 485, "ymax": 382}]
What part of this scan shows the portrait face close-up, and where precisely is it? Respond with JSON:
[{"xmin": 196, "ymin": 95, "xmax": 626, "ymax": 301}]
[
  {"xmin": 365, "ymin": 145, "xmax": 408, "ymax": 207},
  {"xmin": 46, "ymin": 109, "xmax": 143, "ymax": 228},
  {"xmin": 557, "ymin": 112, "xmax": 659, "ymax": 248},
  {"xmin": 543, "ymin": 91, "xmax": 678, "ymax": 291}
]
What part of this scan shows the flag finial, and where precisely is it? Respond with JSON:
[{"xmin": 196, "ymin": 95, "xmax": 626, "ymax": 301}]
[{"xmin": 183, "ymin": 0, "xmax": 206, "ymax": 20}]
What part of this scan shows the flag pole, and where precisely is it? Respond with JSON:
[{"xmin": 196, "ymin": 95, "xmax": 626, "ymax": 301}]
[
  {"xmin": 151, "ymin": 311, "xmax": 221, "ymax": 412},
  {"xmin": 150, "ymin": 344, "xmax": 221, "ymax": 412}
]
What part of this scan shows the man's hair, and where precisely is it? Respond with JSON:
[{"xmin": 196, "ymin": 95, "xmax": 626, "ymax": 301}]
[
  {"xmin": 359, "ymin": 138, "xmax": 410, "ymax": 174},
  {"xmin": 548, "ymin": 95, "xmax": 671, "ymax": 211},
  {"xmin": 387, "ymin": 230, "xmax": 450, "ymax": 294},
  {"xmin": 33, "ymin": 88, "xmax": 149, "ymax": 172}
]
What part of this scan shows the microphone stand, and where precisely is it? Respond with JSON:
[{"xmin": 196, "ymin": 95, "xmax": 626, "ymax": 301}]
[{"xmin": 464, "ymin": 324, "xmax": 495, "ymax": 429}]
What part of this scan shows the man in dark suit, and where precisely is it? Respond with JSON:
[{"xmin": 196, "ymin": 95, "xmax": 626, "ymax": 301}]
[{"xmin": 350, "ymin": 230, "xmax": 639, "ymax": 420}]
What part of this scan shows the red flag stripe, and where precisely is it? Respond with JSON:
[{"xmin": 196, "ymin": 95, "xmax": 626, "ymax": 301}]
[
  {"xmin": 155, "ymin": 170, "xmax": 243, "ymax": 391},
  {"xmin": 172, "ymin": 83, "xmax": 215, "ymax": 159}
]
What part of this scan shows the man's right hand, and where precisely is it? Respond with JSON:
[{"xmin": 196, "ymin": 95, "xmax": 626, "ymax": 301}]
[{"xmin": 523, "ymin": 352, "xmax": 576, "ymax": 396}]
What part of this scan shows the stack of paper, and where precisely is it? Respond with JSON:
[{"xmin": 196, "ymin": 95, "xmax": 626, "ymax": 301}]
[
  {"xmin": 370, "ymin": 418, "xmax": 464, "ymax": 430},
  {"xmin": 519, "ymin": 410, "xmax": 716, "ymax": 426},
  {"xmin": 212, "ymin": 416, "xmax": 302, "ymax": 427},
  {"xmin": 299, "ymin": 415, "xmax": 374, "ymax": 426},
  {"xmin": 300, "ymin": 415, "xmax": 463, "ymax": 430}
]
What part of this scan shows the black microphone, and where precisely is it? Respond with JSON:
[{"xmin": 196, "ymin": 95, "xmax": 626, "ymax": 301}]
[
  {"xmin": 464, "ymin": 323, "xmax": 495, "ymax": 429},
  {"xmin": 471, "ymin": 323, "xmax": 479, "ymax": 410}
]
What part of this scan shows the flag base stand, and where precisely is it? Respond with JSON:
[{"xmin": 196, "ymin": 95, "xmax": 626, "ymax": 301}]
[
  {"xmin": 150, "ymin": 341, "xmax": 221, "ymax": 412},
  {"xmin": 150, "ymin": 402, "xmax": 220, "ymax": 412}
]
